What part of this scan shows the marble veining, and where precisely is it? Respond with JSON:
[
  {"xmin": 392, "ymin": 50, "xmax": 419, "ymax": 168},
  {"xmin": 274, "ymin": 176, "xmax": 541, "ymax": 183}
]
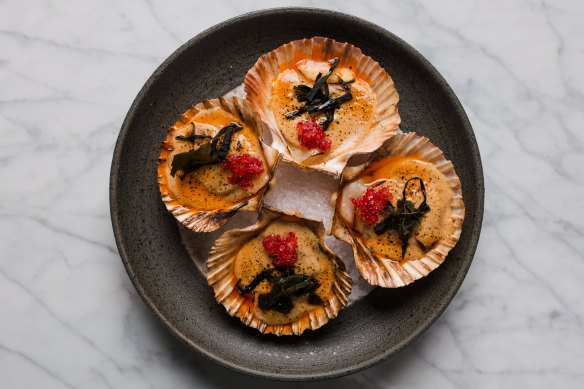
[{"xmin": 1, "ymin": 0, "xmax": 583, "ymax": 388}]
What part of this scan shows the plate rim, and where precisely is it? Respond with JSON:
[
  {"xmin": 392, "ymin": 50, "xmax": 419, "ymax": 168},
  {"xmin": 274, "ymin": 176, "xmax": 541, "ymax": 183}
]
[{"xmin": 110, "ymin": 7, "xmax": 484, "ymax": 381}]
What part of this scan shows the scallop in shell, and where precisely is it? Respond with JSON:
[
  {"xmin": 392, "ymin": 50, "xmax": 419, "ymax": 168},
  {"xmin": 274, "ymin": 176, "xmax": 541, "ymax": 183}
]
[
  {"xmin": 157, "ymin": 97, "xmax": 281, "ymax": 232},
  {"xmin": 244, "ymin": 36, "xmax": 400, "ymax": 176},
  {"xmin": 330, "ymin": 132, "xmax": 465, "ymax": 287},
  {"xmin": 207, "ymin": 206, "xmax": 352, "ymax": 335}
]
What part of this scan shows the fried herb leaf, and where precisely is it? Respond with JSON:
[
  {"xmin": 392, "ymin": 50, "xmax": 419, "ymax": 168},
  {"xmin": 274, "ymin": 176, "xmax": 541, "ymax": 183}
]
[
  {"xmin": 417, "ymin": 240, "xmax": 436, "ymax": 252},
  {"xmin": 284, "ymin": 57, "xmax": 353, "ymax": 131},
  {"xmin": 175, "ymin": 134, "xmax": 212, "ymax": 142},
  {"xmin": 257, "ymin": 274, "xmax": 321, "ymax": 313},
  {"xmin": 236, "ymin": 268, "xmax": 323, "ymax": 313},
  {"xmin": 294, "ymin": 84, "xmax": 313, "ymax": 102},
  {"xmin": 306, "ymin": 58, "xmax": 338, "ymax": 102},
  {"xmin": 169, "ymin": 121, "xmax": 242, "ymax": 178},
  {"xmin": 322, "ymin": 108, "xmax": 335, "ymax": 131},
  {"xmin": 236, "ymin": 269, "xmax": 277, "ymax": 294},
  {"xmin": 374, "ymin": 177, "xmax": 431, "ymax": 258},
  {"xmin": 306, "ymin": 91, "xmax": 352, "ymax": 114},
  {"xmin": 308, "ymin": 293, "xmax": 324, "ymax": 305},
  {"xmin": 169, "ymin": 142, "xmax": 219, "ymax": 178},
  {"xmin": 211, "ymin": 122, "xmax": 243, "ymax": 160},
  {"xmin": 175, "ymin": 123, "xmax": 213, "ymax": 142}
]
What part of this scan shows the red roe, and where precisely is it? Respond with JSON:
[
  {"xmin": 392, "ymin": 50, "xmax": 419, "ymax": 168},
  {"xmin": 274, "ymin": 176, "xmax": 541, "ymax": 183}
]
[
  {"xmin": 262, "ymin": 232, "xmax": 298, "ymax": 267},
  {"xmin": 222, "ymin": 153, "xmax": 264, "ymax": 190},
  {"xmin": 296, "ymin": 119, "xmax": 332, "ymax": 151},
  {"xmin": 351, "ymin": 186, "xmax": 393, "ymax": 225}
]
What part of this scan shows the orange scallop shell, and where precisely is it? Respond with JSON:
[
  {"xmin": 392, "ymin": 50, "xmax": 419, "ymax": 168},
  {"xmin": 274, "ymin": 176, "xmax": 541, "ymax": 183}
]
[
  {"xmin": 244, "ymin": 36, "xmax": 400, "ymax": 176},
  {"xmin": 157, "ymin": 97, "xmax": 281, "ymax": 232},
  {"xmin": 330, "ymin": 132, "xmax": 465, "ymax": 287},
  {"xmin": 207, "ymin": 207, "xmax": 352, "ymax": 335}
]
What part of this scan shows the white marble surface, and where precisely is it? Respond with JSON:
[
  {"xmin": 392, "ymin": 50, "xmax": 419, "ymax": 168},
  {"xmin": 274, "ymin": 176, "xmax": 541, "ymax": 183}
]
[{"xmin": 1, "ymin": 0, "xmax": 583, "ymax": 387}]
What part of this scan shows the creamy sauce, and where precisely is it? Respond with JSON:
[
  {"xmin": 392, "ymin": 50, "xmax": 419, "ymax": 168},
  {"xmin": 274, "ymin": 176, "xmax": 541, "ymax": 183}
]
[
  {"xmin": 269, "ymin": 60, "xmax": 377, "ymax": 164},
  {"xmin": 338, "ymin": 155, "xmax": 455, "ymax": 262},
  {"xmin": 165, "ymin": 107, "xmax": 270, "ymax": 210},
  {"xmin": 233, "ymin": 220, "xmax": 335, "ymax": 325}
]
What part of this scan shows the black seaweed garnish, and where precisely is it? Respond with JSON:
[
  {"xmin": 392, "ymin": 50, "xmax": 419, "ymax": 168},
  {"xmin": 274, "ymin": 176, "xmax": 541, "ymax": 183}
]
[
  {"xmin": 175, "ymin": 123, "xmax": 212, "ymax": 142},
  {"xmin": 170, "ymin": 121, "xmax": 243, "ymax": 178},
  {"xmin": 285, "ymin": 57, "xmax": 353, "ymax": 131},
  {"xmin": 211, "ymin": 122, "xmax": 243, "ymax": 160},
  {"xmin": 175, "ymin": 134, "xmax": 212, "ymax": 142},
  {"xmin": 417, "ymin": 240, "xmax": 436, "ymax": 252},
  {"xmin": 257, "ymin": 274, "xmax": 321, "ymax": 314},
  {"xmin": 236, "ymin": 269, "xmax": 277, "ymax": 294},
  {"xmin": 236, "ymin": 269, "xmax": 323, "ymax": 314},
  {"xmin": 307, "ymin": 293, "xmax": 324, "ymax": 305},
  {"xmin": 374, "ymin": 177, "xmax": 431, "ymax": 258}
]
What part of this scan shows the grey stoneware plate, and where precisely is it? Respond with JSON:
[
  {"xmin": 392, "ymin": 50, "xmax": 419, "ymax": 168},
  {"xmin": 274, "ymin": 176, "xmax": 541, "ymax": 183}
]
[{"xmin": 110, "ymin": 8, "xmax": 484, "ymax": 381}]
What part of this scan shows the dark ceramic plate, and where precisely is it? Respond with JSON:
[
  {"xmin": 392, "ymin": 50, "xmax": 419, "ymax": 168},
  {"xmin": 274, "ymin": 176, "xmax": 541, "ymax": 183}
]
[{"xmin": 110, "ymin": 8, "xmax": 483, "ymax": 381}]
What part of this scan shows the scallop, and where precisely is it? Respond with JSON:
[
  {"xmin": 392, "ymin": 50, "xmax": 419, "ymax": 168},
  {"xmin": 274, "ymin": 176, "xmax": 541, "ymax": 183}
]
[
  {"xmin": 157, "ymin": 97, "xmax": 281, "ymax": 232},
  {"xmin": 244, "ymin": 36, "xmax": 400, "ymax": 176},
  {"xmin": 207, "ymin": 206, "xmax": 352, "ymax": 335},
  {"xmin": 330, "ymin": 132, "xmax": 465, "ymax": 287}
]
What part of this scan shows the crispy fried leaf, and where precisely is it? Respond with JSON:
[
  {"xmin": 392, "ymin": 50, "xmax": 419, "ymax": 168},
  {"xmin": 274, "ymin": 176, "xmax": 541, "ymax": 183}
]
[
  {"xmin": 284, "ymin": 58, "xmax": 353, "ymax": 131},
  {"xmin": 294, "ymin": 84, "xmax": 313, "ymax": 102},
  {"xmin": 308, "ymin": 293, "xmax": 324, "ymax": 305},
  {"xmin": 175, "ymin": 134, "xmax": 212, "ymax": 142},
  {"xmin": 322, "ymin": 108, "xmax": 335, "ymax": 131},
  {"xmin": 236, "ymin": 269, "xmax": 278, "ymax": 294},
  {"xmin": 374, "ymin": 177, "xmax": 431, "ymax": 258},
  {"xmin": 169, "ymin": 121, "xmax": 242, "ymax": 178},
  {"xmin": 305, "ymin": 58, "xmax": 338, "ymax": 102},
  {"xmin": 211, "ymin": 122, "xmax": 243, "ymax": 160},
  {"xmin": 237, "ymin": 269, "xmax": 323, "ymax": 314},
  {"xmin": 257, "ymin": 274, "xmax": 321, "ymax": 314},
  {"xmin": 169, "ymin": 142, "xmax": 219, "ymax": 177},
  {"xmin": 306, "ymin": 91, "xmax": 352, "ymax": 114}
]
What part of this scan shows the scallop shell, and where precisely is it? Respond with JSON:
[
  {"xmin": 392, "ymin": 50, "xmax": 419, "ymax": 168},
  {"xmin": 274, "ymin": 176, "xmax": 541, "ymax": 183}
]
[
  {"xmin": 244, "ymin": 36, "xmax": 400, "ymax": 176},
  {"xmin": 157, "ymin": 97, "xmax": 281, "ymax": 232},
  {"xmin": 207, "ymin": 206, "xmax": 352, "ymax": 335},
  {"xmin": 330, "ymin": 132, "xmax": 465, "ymax": 287}
]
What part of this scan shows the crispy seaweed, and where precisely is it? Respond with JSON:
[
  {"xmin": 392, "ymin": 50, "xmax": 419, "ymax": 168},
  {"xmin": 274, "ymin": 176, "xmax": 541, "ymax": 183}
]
[
  {"xmin": 374, "ymin": 177, "xmax": 431, "ymax": 258},
  {"xmin": 170, "ymin": 122, "xmax": 243, "ymax": 178},
  {"xmin": 285, "ymin": 57, "xmax": 353, "ymax": 131}
]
